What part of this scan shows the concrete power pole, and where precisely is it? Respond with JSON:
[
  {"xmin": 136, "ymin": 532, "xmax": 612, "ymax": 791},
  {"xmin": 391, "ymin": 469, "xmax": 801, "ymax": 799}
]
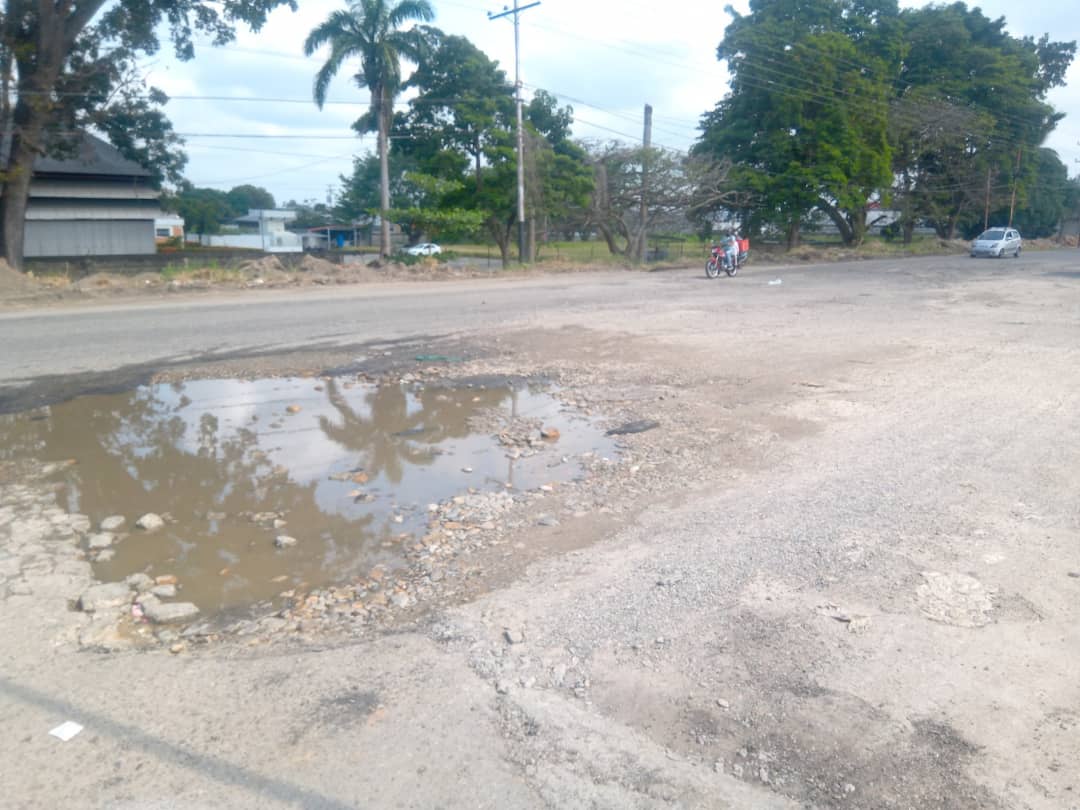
[
  {"xmin": 489, "ymin": 1, "xmax": 541, "ymax": 264},
  {"xmin": 638, "ymin": 103, "xmax": 652, "ymax": 263}
]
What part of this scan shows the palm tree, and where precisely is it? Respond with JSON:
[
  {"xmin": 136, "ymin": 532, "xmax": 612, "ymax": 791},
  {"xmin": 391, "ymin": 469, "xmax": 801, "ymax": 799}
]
[{"xmin": 304, "ymin": 0, "xmax": 434, "ymax": 257}]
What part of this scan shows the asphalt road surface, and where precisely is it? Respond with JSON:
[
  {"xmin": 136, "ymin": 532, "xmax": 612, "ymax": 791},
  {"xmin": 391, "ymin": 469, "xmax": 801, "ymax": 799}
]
[{"xmin": 1, "ymin": 250, "xmax": 1076, "ymax": 394}]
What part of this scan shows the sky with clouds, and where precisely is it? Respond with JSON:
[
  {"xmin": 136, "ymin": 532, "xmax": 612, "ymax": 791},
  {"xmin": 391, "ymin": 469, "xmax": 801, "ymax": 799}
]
[{"xmin": 141, "ymin": 0, "xmax": 1080, "ymax": 204}]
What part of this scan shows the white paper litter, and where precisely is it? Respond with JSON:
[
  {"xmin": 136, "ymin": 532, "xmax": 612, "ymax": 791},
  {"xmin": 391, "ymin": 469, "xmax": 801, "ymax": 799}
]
[
  {"xmin": 768, "ymin": 279, "xmax": 783, "ymax": 286},
  {"xmin": 49, "ymin": 721, "xmax": 83, "ymax": 742}
]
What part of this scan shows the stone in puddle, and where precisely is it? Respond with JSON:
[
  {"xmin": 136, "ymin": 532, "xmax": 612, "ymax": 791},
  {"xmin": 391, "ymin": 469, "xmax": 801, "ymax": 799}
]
[
  {"xmin": 139, "ymin": 596, "xmax": 199, "ymax": 624},
  {"xmin": 99, "ymin": 515, "xmax": 126, "ymax": 532},
  {"xmin": 274, "ymin": 535, "xmax": 298, "ymax": 549},
  {"xmin": 152, "ymin": 583, "xmax": 178, "ymax": 598},
  {"xmin": 135, "ymin": 513, "xmax": 165, "ymax": 531},
  {"xmin": 78, "ymin": 582, "xmax": 134, "ymax": 613},
  {"xmin": 126, "ymin": 573, "xmax": 154, "ymax": 592},
  {"xmin": 86, "ymin": 532, "xmax": 116, "ymax": 550}
]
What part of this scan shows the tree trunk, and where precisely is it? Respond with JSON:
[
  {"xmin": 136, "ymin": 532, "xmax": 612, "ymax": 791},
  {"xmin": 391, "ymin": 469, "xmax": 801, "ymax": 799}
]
[
  {"xmin": 818, "ymin": 200, "xmax": 866, "ymax": 247},
  {"xmin": 0, "ymin": 1, "xmax": 101, "ymax": 269},
  {"xmin": 903, "ymin": 219, "xmax": 914, "ymax": 245},
  {"xmin": 377, "ymin": 88, "xmax": 392, "ymax": 258},
  {"xmin": 1, "ymin": 99, "xmax": 49, "ymax": 269},
  {"xmin": 487, "ymin": 218, "xmax": 512, "ymax": 268},
  {"xmin": 785, "ymin": 218, "xmax": 800, "ymax": 250}
]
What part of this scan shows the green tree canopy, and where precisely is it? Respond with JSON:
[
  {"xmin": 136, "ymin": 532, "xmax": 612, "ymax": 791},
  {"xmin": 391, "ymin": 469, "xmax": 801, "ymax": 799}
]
[
  {"xmin": 226, "ymin": 185, "xmax": 277, "ymax": 214},
  {"xmin": 695, "ymin": 0, "xmax": 1075, "ymax": 248}
]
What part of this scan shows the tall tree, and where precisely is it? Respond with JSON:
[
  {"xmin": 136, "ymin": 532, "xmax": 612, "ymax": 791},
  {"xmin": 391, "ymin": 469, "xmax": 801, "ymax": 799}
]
[
  {"xmin": 585, "ymin": 142, "xmax": 737, "ymax": 258},
  {"xmin": 696, "ymin": 0, "xmax": 900, "ymax": 248},
  {"xmin": 227, "ymin": 185, "xmax": 276, "ymax": 214},
  {"xmin": 894, "ymin": 4, "xmax": 1075, "ymax": 239},
  {"xmin": 0, "ymin": 0, "xmax": 294, "ymax": 269},
  {"xmin": 304, "ymin": 0, "xmax": 434, "ymax": 258}
]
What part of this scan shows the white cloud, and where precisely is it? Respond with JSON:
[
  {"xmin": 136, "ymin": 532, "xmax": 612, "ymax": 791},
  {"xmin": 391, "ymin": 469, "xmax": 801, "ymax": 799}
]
[{"xmin": 140, "ymin": 0, "xmax": 1079, "ymax": 202}]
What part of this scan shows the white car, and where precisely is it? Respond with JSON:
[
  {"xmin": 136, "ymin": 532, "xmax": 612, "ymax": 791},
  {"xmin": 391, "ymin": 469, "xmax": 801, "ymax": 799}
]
[
  {"xmin": 970, "ymin": 228, "xmax": 1022, "ymax": 258},
  {"xmin": 405, "ymin": 242, "xmax": 442, "ymax": 256}
]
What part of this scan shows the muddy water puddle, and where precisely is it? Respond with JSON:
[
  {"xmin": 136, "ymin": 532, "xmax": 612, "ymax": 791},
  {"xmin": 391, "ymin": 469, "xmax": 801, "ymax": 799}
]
[{"xmin": 0, "ymin": 377, "xmax": 613, "ymax": 614}]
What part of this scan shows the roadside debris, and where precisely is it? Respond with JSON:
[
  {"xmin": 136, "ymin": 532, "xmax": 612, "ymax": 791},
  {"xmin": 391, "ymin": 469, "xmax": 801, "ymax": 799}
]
[
  {"xmin": 606, "ymin": 419, "xmax": 660, "ymax": 436},
  {"xmin": 48, "ymin": 721, "xmax": 83, "ymax": 742}
]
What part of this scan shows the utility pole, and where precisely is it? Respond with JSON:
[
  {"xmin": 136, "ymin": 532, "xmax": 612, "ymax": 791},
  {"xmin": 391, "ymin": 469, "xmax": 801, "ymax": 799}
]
[
  {"xmin": 489, "ymin": 1, "xmax": 540, "ymax": 264},
  {"xmin": 984, "ymin": 167, "xmax": 993, "ymax": 231},
  {"xmin": 1008, "ymin": 146, "xmax": 1023, "ymax": 227},
  {"xmin": 638, "ymin": 103, "xmax": 652, "ymax": 263}
]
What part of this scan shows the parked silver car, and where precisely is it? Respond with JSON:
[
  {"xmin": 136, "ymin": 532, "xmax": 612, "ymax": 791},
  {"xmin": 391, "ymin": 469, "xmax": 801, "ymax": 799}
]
[
  {"xmin": 970, "ymin": 228, "xmax": 1022, "ymax": 258},
  {"xmin": 405, "ymin": 242, "xmax": 442, "ymax": 256}
]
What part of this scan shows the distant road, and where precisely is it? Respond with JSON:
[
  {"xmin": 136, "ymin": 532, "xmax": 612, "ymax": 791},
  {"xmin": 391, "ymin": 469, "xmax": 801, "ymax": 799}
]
[{"xmin": 0, "ymin": 251, "xmax": 1075, "ymax": 402}]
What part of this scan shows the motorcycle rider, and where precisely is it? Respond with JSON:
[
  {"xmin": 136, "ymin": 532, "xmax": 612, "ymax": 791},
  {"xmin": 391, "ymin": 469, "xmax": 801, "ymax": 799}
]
[{"xmin": 722, "ymin": 232, "xmax": 739, "ymax": 269}]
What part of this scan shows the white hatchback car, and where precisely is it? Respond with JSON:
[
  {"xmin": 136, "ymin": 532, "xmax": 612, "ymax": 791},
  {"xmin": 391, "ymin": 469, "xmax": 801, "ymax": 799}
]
[
  {"xmin": 405, "ymin": 242, "xmax": 442, "ymax": 256},
  {"xmin": 970, "ymin": 228, "xmax": 1022, "ymax": 258}
]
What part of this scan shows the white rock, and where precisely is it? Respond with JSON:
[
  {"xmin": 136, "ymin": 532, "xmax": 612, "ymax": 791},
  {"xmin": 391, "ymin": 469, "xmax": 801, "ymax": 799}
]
[
  {"xmin": 86, "ymin": 532, "xmax": 116, "ymax": 550},
  {"xmin": 99, "ymin": 515, "xmax": 126, "ymax": 532},
  {"xmin": 135, "ymin": 513, "xmax": 165, "ymax": 531},
  {"xmin": 274, "ymin": 535, "xmax": 298, "ymax": 549}
]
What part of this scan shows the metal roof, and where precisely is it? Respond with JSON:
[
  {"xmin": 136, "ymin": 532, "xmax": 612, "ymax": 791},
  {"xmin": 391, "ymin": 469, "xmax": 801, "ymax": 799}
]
[{"xmin": 28, "ymin": 133, "xmax": 152, "ymax": 178}]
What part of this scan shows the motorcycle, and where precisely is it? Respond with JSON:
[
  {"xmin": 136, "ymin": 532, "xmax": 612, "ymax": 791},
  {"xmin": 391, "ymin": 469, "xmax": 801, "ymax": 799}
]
[{"xmin": 705, "ymin": 241, "xmax": 748, "ymax": 278}]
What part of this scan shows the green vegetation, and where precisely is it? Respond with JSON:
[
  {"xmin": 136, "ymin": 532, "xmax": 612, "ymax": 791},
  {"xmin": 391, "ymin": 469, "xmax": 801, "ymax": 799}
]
[{"xmin": 695, "ymin": 0, "xmax": 1076, "ymax": 246}]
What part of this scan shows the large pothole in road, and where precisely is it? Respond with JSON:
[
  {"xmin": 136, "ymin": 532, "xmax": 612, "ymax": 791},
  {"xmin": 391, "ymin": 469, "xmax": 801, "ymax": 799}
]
[{"xmin": 0, "ymin": 375, "xmax": 615, "ymax": 624}]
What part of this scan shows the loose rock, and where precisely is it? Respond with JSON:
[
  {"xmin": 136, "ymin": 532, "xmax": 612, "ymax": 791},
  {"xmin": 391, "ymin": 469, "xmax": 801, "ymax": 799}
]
[
  {"xmin": 274, "ymin": 535, "xmax": 298, "ymax": 549},
  {"xmin": 151, "ymin": 583, "xmax": 178, "ymax": 598},
  {"xmin": 135, "ymin": 513, "xmax": 165, "ymax": 531},
  {"xmin": 606, "ymin": 419, "xmax": 660, "ymax": 436},
  {"xmin": 78, "ymin": 582, "xmax": 133, "ymax": 613},
  {"xmin": 86, "ymin": 532, "xmax": 116, "ymax": 550},
  {"xmin": 99, "ymin": 515, "xmax": 126, "ymax": 532},
  {"xmin": 126, "ymin": 573, "xmax": 154, "ymax": 591},
  {"xmin": 504, "ymin": 628, "xmax": 526, "ymax": 645},
  {"xmin": 139, "ymin": 596, "xmax": 199, "ymax": 624}
]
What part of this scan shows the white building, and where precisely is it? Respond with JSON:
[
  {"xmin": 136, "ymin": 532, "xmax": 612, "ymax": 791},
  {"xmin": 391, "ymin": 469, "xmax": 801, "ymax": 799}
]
[{"xmin": 198, "ymin": 209, "xmax": 302, "ymax": 253}]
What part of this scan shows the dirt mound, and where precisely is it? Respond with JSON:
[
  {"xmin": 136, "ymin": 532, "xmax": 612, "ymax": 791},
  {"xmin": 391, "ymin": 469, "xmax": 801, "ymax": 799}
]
[
  {"xmin": 299, "ymin": 255, "xmax": 341, "ymax": 274},
  {"xmin": 239, "ymin": 256, "xmax": 288, "ymax": 276},
  {"xmin": 0, "ymin": 259, "xmax": 35, "ymax": 295}
]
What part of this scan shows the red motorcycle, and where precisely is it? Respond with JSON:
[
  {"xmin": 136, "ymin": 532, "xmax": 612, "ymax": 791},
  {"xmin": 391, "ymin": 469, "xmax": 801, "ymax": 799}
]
[{"xmin": 705, "ymin": 239, "xmax": 748, "ymax": 278}]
